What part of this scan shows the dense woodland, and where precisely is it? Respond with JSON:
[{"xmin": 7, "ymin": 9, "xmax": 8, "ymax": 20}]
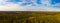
[{"xmin": 0, "ymin": 12, "xmax": 60, "ymax": 23}]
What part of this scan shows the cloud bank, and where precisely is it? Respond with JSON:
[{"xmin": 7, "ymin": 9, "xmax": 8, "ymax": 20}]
[{"xmin": 0, "ymin": 0, "xmax": 60, "ymax": 11}]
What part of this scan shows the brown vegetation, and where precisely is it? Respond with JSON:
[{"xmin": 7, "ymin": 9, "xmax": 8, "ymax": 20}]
[{"xmin": 0, "ymin": 12, "xmax": 60, "ymax": 23}]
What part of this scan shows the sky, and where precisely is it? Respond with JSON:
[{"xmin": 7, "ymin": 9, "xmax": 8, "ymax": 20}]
[{"xmin": 0, "ymin": 0, "xmax": 60, "ymax": 11}]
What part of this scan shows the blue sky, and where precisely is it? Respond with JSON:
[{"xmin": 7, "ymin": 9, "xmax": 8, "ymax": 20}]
[
  {"xmin": 7, "ymin": 0, "xmax": 60, "ymax": 4},
  {"xmin": 0, "ymin": 0, "xmax": 60, "ymax": 11},
  {"xmin": 51, "ymin": 0, "xmax": 60, "ymax": 4},
  {"xmin": 8, "ymin": 0, "xmax": 22, "ymax": 2}
]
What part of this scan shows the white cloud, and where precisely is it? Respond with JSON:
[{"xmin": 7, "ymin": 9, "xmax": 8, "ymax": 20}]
[
  {"xmin": 0, "ymin": 0, "xmax": 60, "ymax": 11},
  {"xmin": 0, "ymin": 3, "xmax": 27, "ymax": 11}
]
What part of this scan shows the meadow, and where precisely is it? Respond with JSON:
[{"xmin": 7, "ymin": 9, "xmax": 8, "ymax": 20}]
[{"xmin": 0, "ymin": 12, "xmax": 60, "ymax": 23}]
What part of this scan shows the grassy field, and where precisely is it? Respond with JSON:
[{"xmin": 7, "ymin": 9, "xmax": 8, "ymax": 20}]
[{"xmin": 0, "ymin": 12, "xmax": 60, "ymax": 23}]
